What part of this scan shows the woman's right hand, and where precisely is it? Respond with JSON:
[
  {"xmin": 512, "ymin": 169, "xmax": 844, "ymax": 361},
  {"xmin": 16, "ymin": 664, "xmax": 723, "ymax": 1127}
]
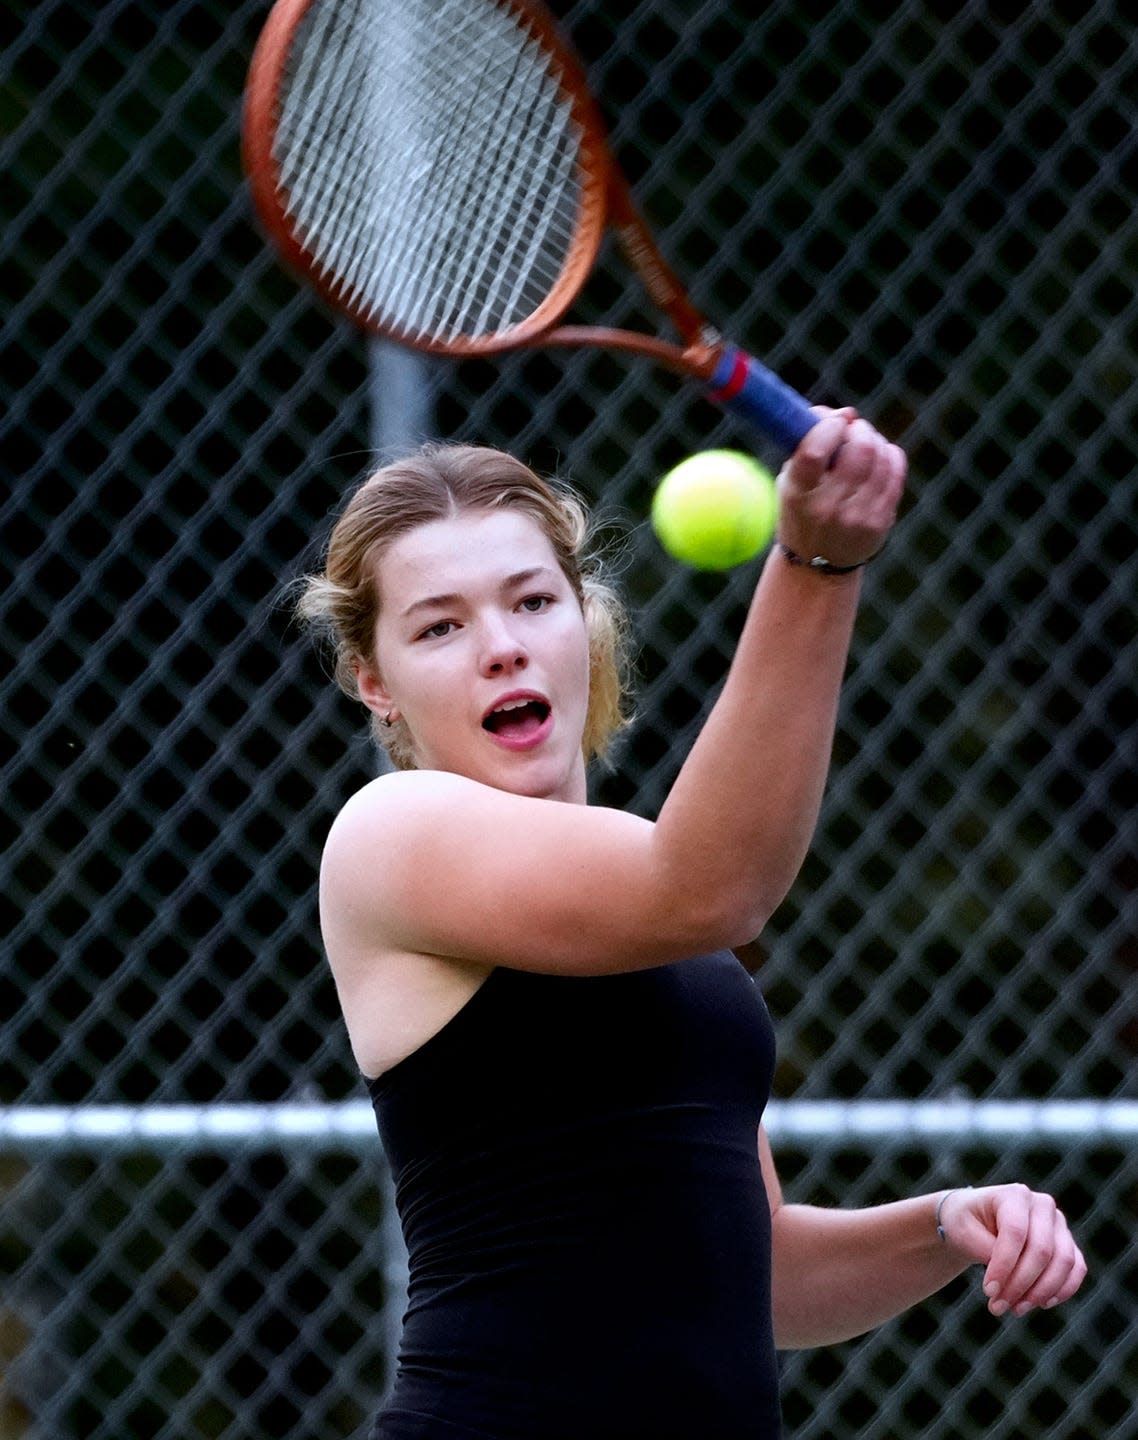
[{"xmin": 775, "ymin": 408, "xmax": 906, "ymax": 572}]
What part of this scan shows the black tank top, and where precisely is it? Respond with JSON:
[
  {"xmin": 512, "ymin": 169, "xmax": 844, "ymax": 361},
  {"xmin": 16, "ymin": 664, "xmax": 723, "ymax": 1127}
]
[{"xmin": 368, "ymin": 951, "xmax": 781, "ymax": 1439}]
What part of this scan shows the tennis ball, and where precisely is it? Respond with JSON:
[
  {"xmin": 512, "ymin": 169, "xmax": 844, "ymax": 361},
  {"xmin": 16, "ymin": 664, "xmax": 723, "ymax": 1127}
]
[{"xmin": 651, "ymin": 450, "xmax": 778, "ymax": 571}]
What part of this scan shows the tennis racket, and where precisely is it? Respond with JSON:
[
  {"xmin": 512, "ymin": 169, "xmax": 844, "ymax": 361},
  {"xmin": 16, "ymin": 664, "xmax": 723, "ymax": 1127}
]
[{"xmin": 243, "ymin": 0, "xmax": 818, "ymax": 454}]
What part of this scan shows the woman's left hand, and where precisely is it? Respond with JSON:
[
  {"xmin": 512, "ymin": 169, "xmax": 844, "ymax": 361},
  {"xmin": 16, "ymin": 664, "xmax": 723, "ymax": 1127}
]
[{"xmin": 936, "ymin": 1184, "xmax": 1088, "ymax": 1316}]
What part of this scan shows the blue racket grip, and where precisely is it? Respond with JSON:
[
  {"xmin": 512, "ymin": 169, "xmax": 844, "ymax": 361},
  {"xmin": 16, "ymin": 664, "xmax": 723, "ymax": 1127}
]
[{"xmin": 707, "ymin": 347, "xmax": 817, "ymax": 455}]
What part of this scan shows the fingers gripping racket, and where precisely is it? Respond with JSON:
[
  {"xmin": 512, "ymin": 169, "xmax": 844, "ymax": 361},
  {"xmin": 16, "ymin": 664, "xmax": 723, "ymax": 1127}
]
[{"xmin": 243, "ymin": 0, "xmax": 818, "ymax": 454}]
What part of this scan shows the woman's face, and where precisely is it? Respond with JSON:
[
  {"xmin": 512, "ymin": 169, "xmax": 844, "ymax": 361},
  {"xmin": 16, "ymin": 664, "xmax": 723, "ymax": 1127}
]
[{"xmin": 360, "ymin": 507, "xmax": 593, "ymax": 804}]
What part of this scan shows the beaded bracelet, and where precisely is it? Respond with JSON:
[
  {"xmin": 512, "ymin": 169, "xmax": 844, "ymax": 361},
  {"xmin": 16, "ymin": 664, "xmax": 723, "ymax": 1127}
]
[
  {"xmin": 935, "ymin": 1186, "xmax": 973, "ymax": 1243},
  {"xmin": 775, "ymin": 542, "xmax": 869, "ymax": 576}
]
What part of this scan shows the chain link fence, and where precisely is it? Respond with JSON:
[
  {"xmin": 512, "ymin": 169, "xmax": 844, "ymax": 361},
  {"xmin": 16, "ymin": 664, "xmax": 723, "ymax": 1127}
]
[{"xmin": 2, "ymin": 0, "xmax": 1135, "ymax": 1435}]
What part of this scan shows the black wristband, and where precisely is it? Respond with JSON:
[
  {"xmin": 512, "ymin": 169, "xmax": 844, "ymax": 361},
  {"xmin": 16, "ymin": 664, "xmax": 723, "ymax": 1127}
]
[{"xmin": 776, "ymin": 541, "xmax": 867, "ymax": 576}]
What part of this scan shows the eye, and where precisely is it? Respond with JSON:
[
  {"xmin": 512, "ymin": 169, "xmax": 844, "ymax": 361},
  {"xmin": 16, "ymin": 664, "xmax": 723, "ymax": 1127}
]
[
  {"xmin": 416, "ymin": 619, "xmax": 456, "ymax": 641},
  {"xmin": 518, "ymin": 594, "xmax": 552, "ymax": 614}
]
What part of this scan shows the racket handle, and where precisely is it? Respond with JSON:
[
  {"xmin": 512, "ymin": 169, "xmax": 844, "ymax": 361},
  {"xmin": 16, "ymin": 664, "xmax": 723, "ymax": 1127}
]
[{"xmin": 707, "ymin": 347, "xmax": 817, "ymax": 454}]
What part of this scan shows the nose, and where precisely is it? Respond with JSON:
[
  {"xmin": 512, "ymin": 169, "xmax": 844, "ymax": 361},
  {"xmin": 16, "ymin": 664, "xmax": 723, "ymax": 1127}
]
[{"xmin": 479, "ymin": 614, "xmax": 528, "ymax": 676}]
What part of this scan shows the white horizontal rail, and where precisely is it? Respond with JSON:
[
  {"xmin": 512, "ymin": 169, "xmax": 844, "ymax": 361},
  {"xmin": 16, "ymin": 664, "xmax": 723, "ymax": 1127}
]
[{"xmin": 1, "ymin": 1099, "xmax": 1136, "ymax": 1153}]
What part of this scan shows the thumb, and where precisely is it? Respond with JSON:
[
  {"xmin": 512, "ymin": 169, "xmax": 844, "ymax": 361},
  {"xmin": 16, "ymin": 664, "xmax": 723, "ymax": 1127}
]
[{"xmin": 779, "ymin": 411, "xmax": 851, "ymax": 493}]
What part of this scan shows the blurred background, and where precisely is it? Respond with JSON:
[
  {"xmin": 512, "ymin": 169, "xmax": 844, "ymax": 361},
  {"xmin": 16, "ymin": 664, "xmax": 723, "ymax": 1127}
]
[{"xmin": 2, "ymin": 0, "xmax": 1135, "ymax": 1436}]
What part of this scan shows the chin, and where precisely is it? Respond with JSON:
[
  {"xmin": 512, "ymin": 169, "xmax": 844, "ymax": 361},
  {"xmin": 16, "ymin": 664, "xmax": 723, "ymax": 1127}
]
[{"xmin": 490, "ymin": 751, "xmax": 583, "ymax": 803}]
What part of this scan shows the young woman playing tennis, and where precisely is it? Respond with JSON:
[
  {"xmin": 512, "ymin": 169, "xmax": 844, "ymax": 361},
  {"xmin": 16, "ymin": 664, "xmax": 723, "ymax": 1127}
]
[{"xmin": 299, "ymin": 412, "xmax": 1085, "ymax": 1439}]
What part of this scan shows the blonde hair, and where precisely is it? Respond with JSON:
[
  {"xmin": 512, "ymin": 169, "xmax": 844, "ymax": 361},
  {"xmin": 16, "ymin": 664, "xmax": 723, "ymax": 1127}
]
[{"xmin": 296, "ymin": 443, "xmax": 632, "ymax": 768}]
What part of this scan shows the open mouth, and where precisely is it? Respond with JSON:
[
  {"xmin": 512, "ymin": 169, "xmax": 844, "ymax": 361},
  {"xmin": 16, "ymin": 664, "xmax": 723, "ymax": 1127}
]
[{"xmin": 482, "ymin": 697, "xmax": 551, "ymax": 740}]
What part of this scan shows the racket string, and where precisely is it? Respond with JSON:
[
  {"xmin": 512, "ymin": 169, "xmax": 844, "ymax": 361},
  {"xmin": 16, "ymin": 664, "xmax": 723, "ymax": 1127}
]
[
  {"xmin": 393, "ymin": 22, "xmax": 546, "ymax": 336},
  {"xmin": 389, "ymin": 5, "xmax": 582, "ymax": 339},
  {"xmin": 448, "ymin": 45, "xmax": 577, "ymax": 337},
  {"xmin": 273, "ymin": 0, "xmax": 587, "ymax": 342},
  {"xmin": 278, "ymin": 0, "xmax": 393, "ymax": 302}
]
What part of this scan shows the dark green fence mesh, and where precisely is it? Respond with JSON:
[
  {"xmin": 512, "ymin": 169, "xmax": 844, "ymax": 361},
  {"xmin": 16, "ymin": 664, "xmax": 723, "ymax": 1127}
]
[{"xmin": 2, "ymin": 1, "xmax": 1135, "ymax": 1436}]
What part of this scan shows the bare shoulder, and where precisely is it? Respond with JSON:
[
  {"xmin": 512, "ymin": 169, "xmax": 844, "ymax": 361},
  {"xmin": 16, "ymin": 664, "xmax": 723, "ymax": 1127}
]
[
  {"xmin": 318, "ymin": 763, "xmax": 713, "ymax": 979},
  {"xmin": 325, "ymin": 766, "xmax": 473, "ymax": 843},
  {"xmin": 319, "ymin": 768, "xmax": 485, "ymax": 963},
  {"xmin": 322, "ymin": 767, "xmax": 531, "ymax": 875},
  {"xmin": 320, "ymin": 772, "xmax": 495, "ymax": 1077},
  {"xmin": 319, "ymin": 769, "xmax": 511, "ymax": 934}
]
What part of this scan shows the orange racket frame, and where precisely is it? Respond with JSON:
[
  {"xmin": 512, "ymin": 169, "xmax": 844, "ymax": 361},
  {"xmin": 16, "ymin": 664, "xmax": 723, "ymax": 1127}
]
[{"xmin": 243, "ymin": 0, "xmax": 818, "ymax": 451}]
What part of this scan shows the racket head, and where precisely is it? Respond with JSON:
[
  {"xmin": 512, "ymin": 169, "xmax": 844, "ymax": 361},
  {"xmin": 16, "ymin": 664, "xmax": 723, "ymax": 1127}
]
[{"xmin": 243, "ymin": 0, "xmax": 613, "ymax": 355}]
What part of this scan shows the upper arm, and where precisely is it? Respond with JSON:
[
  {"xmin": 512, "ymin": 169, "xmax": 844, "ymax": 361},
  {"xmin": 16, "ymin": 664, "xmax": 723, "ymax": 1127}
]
[{"xmin": 319, "ymin": 770, "xmax": 755, "ymax": 977}]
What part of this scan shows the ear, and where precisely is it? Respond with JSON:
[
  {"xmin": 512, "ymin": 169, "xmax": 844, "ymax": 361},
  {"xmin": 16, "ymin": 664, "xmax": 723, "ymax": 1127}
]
[{"xmin": 354, "ymin": 661, "xmax": 399, "ymax": 725}]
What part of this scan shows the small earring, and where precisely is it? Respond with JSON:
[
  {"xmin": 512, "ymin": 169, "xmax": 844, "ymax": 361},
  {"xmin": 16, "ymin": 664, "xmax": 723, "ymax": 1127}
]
[{"xmin": 381, "ymin": 711, "xmax": 394, "ymax": 728}]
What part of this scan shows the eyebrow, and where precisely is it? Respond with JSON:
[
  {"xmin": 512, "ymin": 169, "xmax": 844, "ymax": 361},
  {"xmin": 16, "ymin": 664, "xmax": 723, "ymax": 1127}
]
[{"xmin": 399, "ymin": 567, "xmax": 554, "ymax": 620}]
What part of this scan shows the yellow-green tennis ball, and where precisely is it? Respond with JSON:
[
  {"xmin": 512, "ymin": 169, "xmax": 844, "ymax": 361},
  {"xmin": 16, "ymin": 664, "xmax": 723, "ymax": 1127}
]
[{"xmin": 651, "ymin": 450, "xmax": 778, "ymax": 571}]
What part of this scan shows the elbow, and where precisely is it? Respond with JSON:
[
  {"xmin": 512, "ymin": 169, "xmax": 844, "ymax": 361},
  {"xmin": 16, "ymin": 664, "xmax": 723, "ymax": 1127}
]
[
  {"xmin": 703, "ymin": 883, "xmax": 781, "ymax": 952},
  {"xmin": 646, "ymin": 842, "xmax": 784, "ymax": 956},
  {"xmin": 656, "ymin": 885, "xmax": 775, "ymax": 958},
  {"xmin": 728, "ymin": 895, "xmax": 780, "ymax": 949}
]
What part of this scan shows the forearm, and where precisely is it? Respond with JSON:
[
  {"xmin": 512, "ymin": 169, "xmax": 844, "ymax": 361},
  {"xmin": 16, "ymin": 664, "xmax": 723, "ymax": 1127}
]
[
  {"xmin": 654, "ymin": 552, "xmax": 862, "ymax": 930},
  {"xmin": 649, "ymin": 414, "xmax": 904, "ymax": 945},
  {"xmin": 771, "ymin": 1196, "xmax": 970, "ymax": 1350}
]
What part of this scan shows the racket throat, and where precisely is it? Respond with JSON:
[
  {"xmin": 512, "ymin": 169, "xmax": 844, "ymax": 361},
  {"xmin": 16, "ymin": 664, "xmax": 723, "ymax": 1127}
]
[{"xmin": 610, "ymin": 213, "xmax": 711, "ymax": 349}]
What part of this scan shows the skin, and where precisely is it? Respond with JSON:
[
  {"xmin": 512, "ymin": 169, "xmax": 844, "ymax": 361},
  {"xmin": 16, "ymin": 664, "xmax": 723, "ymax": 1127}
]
[
  {"xmin": 759, "ymin": 1132, "xmax": 1085, "ymax": 1344},
  {"xmin": 320, "ymin": 412, "xmax": 1086, "ymax": 1348},
  {"xmin": 358, "ymin": 507, "xmax": 592, "ymax": 806}
]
